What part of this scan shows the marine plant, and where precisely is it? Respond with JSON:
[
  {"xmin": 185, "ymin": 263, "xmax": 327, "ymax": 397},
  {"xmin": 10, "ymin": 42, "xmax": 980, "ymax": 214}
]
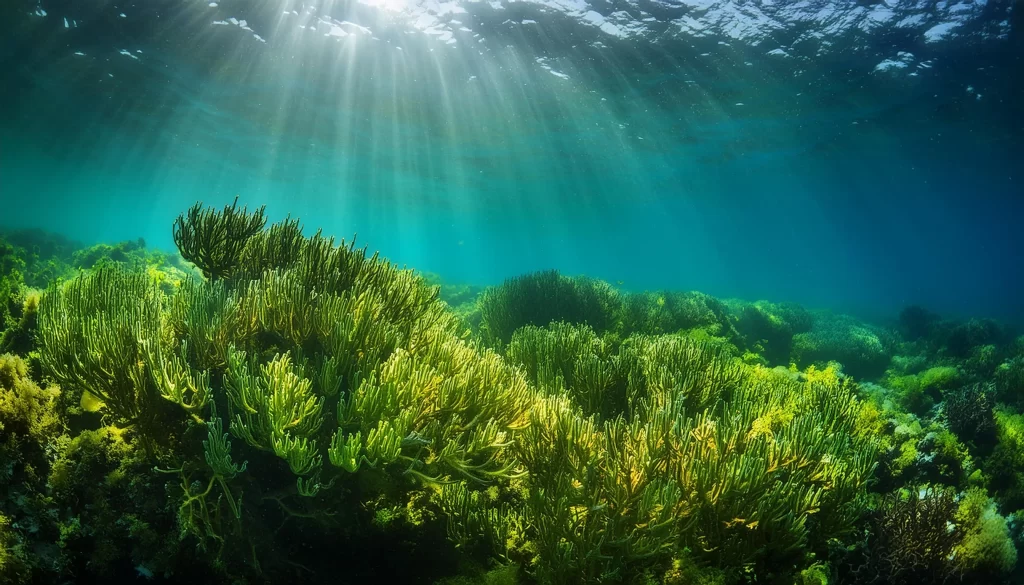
[
  {"xmin": 953, "ymin": 487, "xmax": 1017, "ymax": 575},
  {"xmin": 728, "ymin": 300, "xmax": 813, "ymax": 366},
  {"xmin": 70, "ymin": 238, "xmax": 148, "ymax": 269},
  {"xmin": 944, "ymin": 383, "xmax": 997, "ymax": 451},
  {"xmin": 453, "ymin": 337, "xmax": 878, "ymax": 583},
  {"xmin": 0, "ymin": 274, "xmax": 40, "ymax": 356},
  {"xmin": 478, "ymin": 270, "xmax": 621, "ymax": 347},
  {"xmin": 945, "ymin": 318, "xmax": 1006, "ymax": 360},
  {"xmin": 983, "ymin": 408, "xmax": 1024, "ymax": 511},
  {"xmin": 0, "ymin": 512, "xmax": 31, "ymax": 585},
  {"xmin": 35, "ymin": 202, "xmax": 535, "ymax": 579},
  {"xmin": 0, "ymin": 229, "xmax": 78, "ymax": 288},
  {"xmin": 0, "ymin": 354, "xmax": 63, "ymax": 583},
  {"xmin": 24, "ymin": 201, "xmax": 1017, "ymax": 584},
  {"xmin": 172, "ymin": 197, "xmax": 267, "ymax": 280},
  {"xmin": 505, "ymin": 321, "xmax": 620, "ymax": 418},
  {"xmin": 994, "ymin": 356, "xmax": 1024, "ymax": 409},
  {"xmin": 47, "ymin": 425, "xmax": 181, "ymax": 578},
  {"xmin": 619, "ymin": 290, "xmax": 738, "ymax": 342},
  {"xmin": 851, "ymin": 483, "xmax": 1018, "ymax": 585},
  {"xmin": 37, "ymin": 265, "xmax": 202, "ymax": 441},
  {"xmin": 792, "ymin": 313, "xmax": 891, "ymax": 380},
  {"xmin": 854, "ymin": 486, "xmax": 963, "ymax": 585},
  {"xmin": 881, "ymin": 365, "xmax": 962, "ymax": 417}
]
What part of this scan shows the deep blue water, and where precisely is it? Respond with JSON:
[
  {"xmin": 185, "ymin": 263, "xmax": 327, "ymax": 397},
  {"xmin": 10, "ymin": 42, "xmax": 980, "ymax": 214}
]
[{"xmin": 1, "ymin": 0, "xmax": 1021, "ymax": 324}]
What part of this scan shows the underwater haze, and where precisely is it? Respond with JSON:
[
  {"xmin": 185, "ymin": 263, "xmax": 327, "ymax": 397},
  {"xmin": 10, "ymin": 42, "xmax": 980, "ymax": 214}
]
[{"xmin": 2, "ymin": 0, "xmax": 1022, "ymax": 324}]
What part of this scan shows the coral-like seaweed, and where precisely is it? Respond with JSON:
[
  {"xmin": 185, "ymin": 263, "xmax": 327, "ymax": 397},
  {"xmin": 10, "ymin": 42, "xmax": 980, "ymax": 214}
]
[
  {"xmin": 506, "ymin": 321, "xmax": 619, "ymax": 418},
  {"xmin": 855, "ymin": 486, "xmax": 962, "ymax": 585},
  {"xmin": 478, "ymin": 270, "xmax": 621, "ymax": 347},
  {"xmin": 944, "ymin": 383, "xmax": 997, "ymax": 451},
  {"xmin": 22, "ymin": 202, "xmax": 1017, "ymax": 585},
  {"xmin": 498, "ymin": 338, "xmax": 877, "ymax": 583},
  {"xmin": 172, "ymin": 197, "xmax": 267, "ymax": 280}
]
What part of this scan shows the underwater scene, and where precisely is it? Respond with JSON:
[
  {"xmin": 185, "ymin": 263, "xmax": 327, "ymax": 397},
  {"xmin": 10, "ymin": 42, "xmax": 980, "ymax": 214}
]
[{"xmin": 1, "ymin": 0, "xmax": 1023, "ymax": 584}]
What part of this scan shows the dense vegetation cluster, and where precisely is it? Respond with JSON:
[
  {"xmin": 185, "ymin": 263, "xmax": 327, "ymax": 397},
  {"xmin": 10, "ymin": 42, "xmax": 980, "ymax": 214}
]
[{"xmin": 0, "ymin": 200, "xmax": 1022, "ymax": 585}]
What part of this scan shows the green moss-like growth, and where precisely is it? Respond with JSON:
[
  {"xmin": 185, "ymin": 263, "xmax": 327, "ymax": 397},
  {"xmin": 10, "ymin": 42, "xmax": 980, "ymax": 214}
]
[
  {"xmin": 0, "ymin": 229, "xmax": 77, "ymax": 288},
  {"xmin": 47, "ymin": 425, "xmax": 181, "ymax": 578},
  {"xmin": 432, "ymin": 564, "xmax": 521, "ymax": 585},
  {"xmin": 920, "ymin": 366, "xmax": 962, "ymax": 392},
  {"xmin": 70, "ymin": 238, "xmax": 148, "ymax": 269},
  {"xmin": 0, "ymin": 513, "xmax": 31, "ymax": 585},
  {"xmin": 964, "ymin": 344, "xmax": 1003, "ymax": 377},
  {"xmin": 945, "ymin": 318, "xmax": 1007, "ymax": 360},
  {"xmin": 662, "ymin": 552, "xmax": 726, "ymax": 585},
  {"xmin": 886, "ymin": 374, "xmax": 932, "ymax": 415},
  {"xmin": 953, "ymin": 488, "xmax": 1018, "ymax": 576},
  {"xmin": 883, "ymin": 366, "xmax": 961, "ymax": 417},
  {"xmin": 0, "ymin": 353, "xmax": 63, "ymax": 583},
  {"xmin": 994, "ymin": 357, "xmax": 1024, "ymax": 409},
  {"xmin": 925, "ymin": 429, "xmax": 972, "ymax": 485},
  {"xmin": 792, "ymin": 313, "xmax": 891, "ymax": 380},
  {"xmin": 0, "ymin": 286, "xmax": 40, "ymax": 356},
  {"xmin": 478, "ymin": 270, "xmax": 621, "ymax": 347},
  {"xmin": 0, "ymin": 353, "xmax": 61, "ymax": 442},
  {"xmin": 983, "ymin": 409, "xmax": 1024, "ymax": 511},
  {"xmin": 794, "ymin": 562, "xmax": 829, "ymax": 585}
]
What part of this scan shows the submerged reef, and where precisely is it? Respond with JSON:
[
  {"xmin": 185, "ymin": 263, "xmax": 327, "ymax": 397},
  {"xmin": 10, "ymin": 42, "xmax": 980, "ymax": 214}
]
[{"xmin": 0, "ymin": 205, "xmax": 1022, "ymax": 585}]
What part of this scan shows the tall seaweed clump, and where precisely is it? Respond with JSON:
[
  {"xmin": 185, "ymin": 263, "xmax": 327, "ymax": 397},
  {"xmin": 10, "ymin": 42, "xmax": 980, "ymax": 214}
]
[
  {"xmin": 455, "ymin": 320, "xmax": 881, "ymax": 584},
  {"xmin": 478, "ymin": 269, "xmax": 622, "ymax": 347},
  {"xmin": 36, "ymin": 200, "xmax": 533, "ymax": 581}
]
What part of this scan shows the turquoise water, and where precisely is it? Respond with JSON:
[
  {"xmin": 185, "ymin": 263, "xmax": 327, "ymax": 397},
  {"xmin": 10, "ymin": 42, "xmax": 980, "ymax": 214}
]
[{"xmin": 3, "ymin": 0, "xmax": 1021, "ymax": 323}]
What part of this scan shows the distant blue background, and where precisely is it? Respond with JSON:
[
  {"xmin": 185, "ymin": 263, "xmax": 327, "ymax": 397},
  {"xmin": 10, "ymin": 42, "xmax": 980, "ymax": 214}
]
[{"xmin": 1, "ymin": 0, "xmax": 1022, "ymax": 325}]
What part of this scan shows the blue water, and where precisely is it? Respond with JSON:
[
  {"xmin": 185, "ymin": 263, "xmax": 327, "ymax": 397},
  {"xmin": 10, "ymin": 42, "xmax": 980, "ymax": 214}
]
[{"xmin": 1, "ymin": 0, "xmax": 1021, "ymax": 324}]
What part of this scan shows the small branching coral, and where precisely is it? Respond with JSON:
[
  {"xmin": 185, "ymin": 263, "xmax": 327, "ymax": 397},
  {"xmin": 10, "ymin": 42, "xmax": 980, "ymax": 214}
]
[
  {"xmin": 855, "ymin": 486, "xmax": 962, "ymax": 585},
  {"xmin": 944, "ymin": 383, "xmax": 997, "ymax": 451}
]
